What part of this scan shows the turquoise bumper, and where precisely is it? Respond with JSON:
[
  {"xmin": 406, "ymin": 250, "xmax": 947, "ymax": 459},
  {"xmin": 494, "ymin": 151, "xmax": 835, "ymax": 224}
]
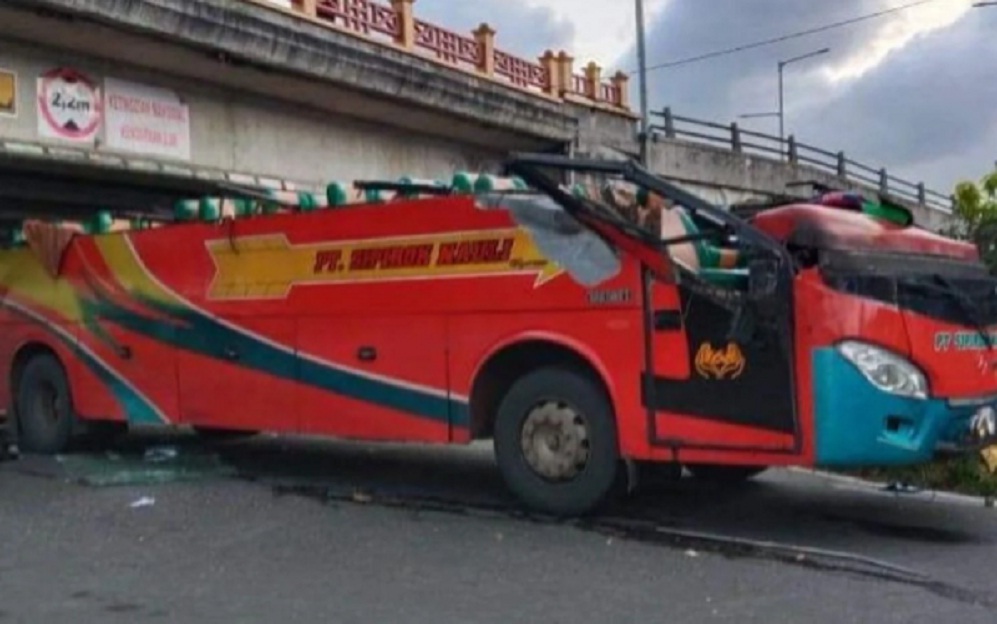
[{"xmin": 812, "ymin": 348, "xmax": 991, "ymax": 467}]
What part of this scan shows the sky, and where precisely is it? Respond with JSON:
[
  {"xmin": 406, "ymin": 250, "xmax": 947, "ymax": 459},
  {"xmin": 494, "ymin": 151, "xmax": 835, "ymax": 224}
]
[{"xmin": 270, "ymin": 0, "xmax": 996, "ymax": 194}]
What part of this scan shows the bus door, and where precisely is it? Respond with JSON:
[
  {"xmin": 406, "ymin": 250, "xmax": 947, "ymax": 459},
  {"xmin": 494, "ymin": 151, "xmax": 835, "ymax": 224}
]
[{"xmin": 644, "ymin": 231, "xmax": 800, "ymax": 453}]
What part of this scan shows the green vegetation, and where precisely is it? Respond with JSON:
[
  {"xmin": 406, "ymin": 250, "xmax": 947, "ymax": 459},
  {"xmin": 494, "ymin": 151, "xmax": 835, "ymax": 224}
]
[
  {"xmin": 946, "ymin": 166, "xmax": 997, "ymax": 272},
  {"xmin": 853, "ymin": 456, "xmax": 997, "ymax": 499}
]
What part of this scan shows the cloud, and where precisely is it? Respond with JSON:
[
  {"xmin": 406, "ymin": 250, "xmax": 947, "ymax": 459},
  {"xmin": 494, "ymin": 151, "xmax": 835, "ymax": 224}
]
[
  {"xmin": 512, "ymin": 0, "xmax": 670, "ymax": 65},
  {"xmin": 398, "ymin": 0, "xmax": 672, "ymax": 66},
  {"xmin": 796, "ymin": 10, "xmax": 997, "ymax": 189},
  {"xmin": 266, "ymin": 0, "xmax": 995, "ymax": 193},
  {"xmin": 415, "ymin": 0, "xmax": 575, "ymax": 60},
  {"xmin": 628, "ymin": 0, "xmax": 995, "ymax": 192}
]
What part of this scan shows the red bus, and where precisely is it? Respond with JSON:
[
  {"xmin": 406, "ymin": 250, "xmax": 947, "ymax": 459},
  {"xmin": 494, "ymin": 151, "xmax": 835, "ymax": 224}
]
[{"xmin": 1, "ymin": 154, "xmax": 995, "ymax": 515}]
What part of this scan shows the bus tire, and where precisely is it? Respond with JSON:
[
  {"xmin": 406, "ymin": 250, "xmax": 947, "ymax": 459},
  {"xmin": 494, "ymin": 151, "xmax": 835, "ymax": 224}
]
[
  {"xmin": 15, "ymin": 354, "xmax": 75, "ymax": 455},
  {"xmin": 493, "ymin": 366, "xmax": 619, "ymax": 517},
  {"xmin": 688, "ymin": 464, "xmax": 767, "ymax": 483}
]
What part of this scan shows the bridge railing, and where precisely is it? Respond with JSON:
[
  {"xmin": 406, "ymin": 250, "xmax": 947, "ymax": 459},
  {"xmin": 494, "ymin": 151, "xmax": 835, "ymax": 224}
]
[
  {"xmin": 651, "ymin": 107, "xmax": 953, "ymax": 214},
  {"xmin": 266, "ymin": 0, "xmax": 630, "ymax": 112}
]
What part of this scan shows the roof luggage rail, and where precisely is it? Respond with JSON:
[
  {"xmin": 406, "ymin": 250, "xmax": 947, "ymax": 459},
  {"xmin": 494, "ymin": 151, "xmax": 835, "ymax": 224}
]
[{"xmin": 352, "ymin": 180, "xmax": 453, "ymax": 196}]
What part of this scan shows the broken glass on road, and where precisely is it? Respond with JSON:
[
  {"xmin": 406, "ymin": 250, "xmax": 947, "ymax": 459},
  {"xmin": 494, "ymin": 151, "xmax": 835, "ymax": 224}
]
[{"xmin": 56, "ymin": 445, "xmax": 235, "ymax": 487}]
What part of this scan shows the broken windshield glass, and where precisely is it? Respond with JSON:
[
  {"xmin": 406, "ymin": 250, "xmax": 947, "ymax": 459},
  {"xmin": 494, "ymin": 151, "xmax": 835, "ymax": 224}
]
[{"xmin": 477, "ymin": 192, "xmax": 621, "ymax": 287}]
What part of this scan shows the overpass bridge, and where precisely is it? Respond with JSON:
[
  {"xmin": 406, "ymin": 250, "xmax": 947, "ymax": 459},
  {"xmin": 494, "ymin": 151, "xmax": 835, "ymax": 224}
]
[
  {"xmin": 0, "ymin": 0, "xmax": 953, "ymax": 231},
  {"xmin": 645, "ymin": 109, "xmax": 954, "ymax": 231}
]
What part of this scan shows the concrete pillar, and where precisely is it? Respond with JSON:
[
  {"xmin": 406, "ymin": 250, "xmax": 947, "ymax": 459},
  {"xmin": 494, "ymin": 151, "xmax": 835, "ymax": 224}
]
[
  {"xmin": 557, "ymin": 51, "xmax": 575, "ymax": 95},
  {"xmin": 787, "ymin": 135, "xmax": 798, "ymax": 163},
  {"xmin": 879, "ymin": 168, "xmax": 889, "ymax": 195},
  {"xmin": 474, "ymin": 24, "xmax": 496, "ymax": 76},
  {"xmin": 584, "ymin": 62, "xmax": 602, "ymax": 100},
  {"xmin": 291, "ymin": 0, "xmax": 317, "ymax": 17},
  {"xmin": 836, "ymin": 151, "xmax": 847, "ymax": 178},
  {"xmin": 610, "ymin": 71, "xmax": 630, "ymax": 109},
  {"xmin": 663, "ymin": 107, "xmax": 676, "ymax": 138},
  {"xmin": 392, "ymin": 0, "xmax": 416, "ymax": 50},
  {"xmin": 540, "ymin": 51, "xmax": 560, "ymax": 97},
  {"xmin": 731, "ymin": 122, "xmax": 742, "ymax": 153}
]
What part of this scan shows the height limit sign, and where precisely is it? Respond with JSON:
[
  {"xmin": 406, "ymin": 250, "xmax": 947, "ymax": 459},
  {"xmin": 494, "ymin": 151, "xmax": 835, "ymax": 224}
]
[{"xmin": 37, "ymin": 67, "xmax": 102, "ymax": 144}]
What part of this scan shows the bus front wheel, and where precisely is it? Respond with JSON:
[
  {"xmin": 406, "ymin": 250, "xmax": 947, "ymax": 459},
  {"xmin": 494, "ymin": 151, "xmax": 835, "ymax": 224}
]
[
  {"xmin": 493, "ymin": 366, "xmax": 619, "ymax": 517},
  {"xmin": 15, "ymin": 354, "xmax": 75, "ymax": 455}
]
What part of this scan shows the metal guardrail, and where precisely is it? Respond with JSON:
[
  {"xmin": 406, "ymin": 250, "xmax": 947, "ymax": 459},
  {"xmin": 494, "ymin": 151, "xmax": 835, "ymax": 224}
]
[{"xmin": 651, "ymin": 108, "xmax": 953, "ymax": 214}]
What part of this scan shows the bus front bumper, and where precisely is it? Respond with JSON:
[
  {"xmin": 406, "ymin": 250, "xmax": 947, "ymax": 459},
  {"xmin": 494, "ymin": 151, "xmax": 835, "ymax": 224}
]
[{"xmin": 812, "ymin": 348, "xmax": 997, "ymax": 467}]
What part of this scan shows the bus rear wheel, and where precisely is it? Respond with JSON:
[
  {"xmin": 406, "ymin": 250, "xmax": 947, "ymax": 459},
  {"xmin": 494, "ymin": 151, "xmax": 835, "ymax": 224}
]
[
  {"xmin": 493, "ymin": 367, "xmax": 619, "ymax": 517},
  {"xmin": 15, "ymin": 354, "xmax": 75, "ymax": 455}
]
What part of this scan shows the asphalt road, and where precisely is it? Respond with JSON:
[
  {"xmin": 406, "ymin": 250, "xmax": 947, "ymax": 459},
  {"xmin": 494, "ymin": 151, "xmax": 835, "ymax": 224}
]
[{"xmin": 1, "ymin": 433, "xmax": 995, "ymax": 623}]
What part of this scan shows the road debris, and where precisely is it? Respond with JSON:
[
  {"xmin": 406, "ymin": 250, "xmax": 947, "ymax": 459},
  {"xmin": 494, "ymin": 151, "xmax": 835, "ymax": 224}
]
[
  {"xmin": 351, "ymin": 490, "xmax": 373, "ymax": 504},
  {"xmin": 129, "ymin": 496, "xmax": 156, "ymax": 509},
  {"xmin": 57, "ymin": 447, "xmax": 235, "ymax": 487},
  {"xmin": 144, "ymin": 446, "xmax": 179, "ymax": 463},
  {"xmin": 884, "ymin": 481, "xmax": 921, "ymax": 494}
]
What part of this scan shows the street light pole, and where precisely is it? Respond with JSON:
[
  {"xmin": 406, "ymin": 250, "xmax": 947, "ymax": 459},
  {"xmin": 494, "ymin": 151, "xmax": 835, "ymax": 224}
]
[
  {"xmin": 778, "ymin": 62, "xmax": 785, "ymax": 144},
  {"xmin": 777, "ymin": 47, "xmax": 830, "ymax": 152},
  {"xmin": 636, "ymin": 0, "xmax": 650, "ymax": 165}
]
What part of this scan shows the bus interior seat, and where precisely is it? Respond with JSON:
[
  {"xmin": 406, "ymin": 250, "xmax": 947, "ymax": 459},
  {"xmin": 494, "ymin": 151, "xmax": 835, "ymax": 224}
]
[{"xmin": 574, "ymin": 181, "xmax": 747, "ymax": 289}]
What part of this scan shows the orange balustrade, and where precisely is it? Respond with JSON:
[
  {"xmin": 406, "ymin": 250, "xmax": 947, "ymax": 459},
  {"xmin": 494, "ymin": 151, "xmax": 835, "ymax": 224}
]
[{"xmin": 277, "ymin": 0, "xmax": 630, "ymax": 113}]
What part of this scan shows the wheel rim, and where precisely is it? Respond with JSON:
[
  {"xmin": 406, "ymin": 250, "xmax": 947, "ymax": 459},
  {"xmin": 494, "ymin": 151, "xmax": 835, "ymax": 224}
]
[
  {"xmin": 31, "ymin": 380, "xmax": 61, "ymax": 426},
  {"xmin": 520, "ymin": 400, "xmax": 591, "ymax": 482}
]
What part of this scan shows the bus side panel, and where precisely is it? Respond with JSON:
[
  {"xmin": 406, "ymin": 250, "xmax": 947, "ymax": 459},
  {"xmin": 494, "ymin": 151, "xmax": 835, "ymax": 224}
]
[
  {"xmin": 74, "ymin": 326, "xmax": 181, "ymax": 425},
  {"xmin": 297, "ymin": 315, "xmax": 452, "ymax": 443},
  {"xmin": 177, "ymin": 318, "xmax": 297, "ymax": 432},
  {"xmin": 0, "ymin": 306, "xmax": 21, "ymax": 411},
  {"xmin": 449, "ymin": 309, "xmax": 648, "ymax": 458},
  {"xmin": 0, "ymin": 314, "xmax": 122, "ymax": 424},
  {"xmin": 792, "ymin": 270, "xmax": 915, "ymax": 468},
  {"xmin": 66, "ymin": 355, "xmax": 124, "ymax": 424},
  {"xmin": 792, "ymin": 275, "xmax": 819, "ymax": 466},
  {"xmin": 70, "ymin": 236, "xmax": 181, "ymax": 426},
  {"xmin": 175, "ymin": 340, "xmax": 295, "ymax": 432},
  {"xmin": 651, "ymin": 414, "xmax": 796, "ymax": 453}
]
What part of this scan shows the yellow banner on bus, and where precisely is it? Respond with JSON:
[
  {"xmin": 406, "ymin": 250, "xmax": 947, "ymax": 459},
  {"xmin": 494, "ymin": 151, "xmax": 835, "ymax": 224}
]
[{"xmin": 206, "ymin": 228, "xmax": 563, "ymax": 300}]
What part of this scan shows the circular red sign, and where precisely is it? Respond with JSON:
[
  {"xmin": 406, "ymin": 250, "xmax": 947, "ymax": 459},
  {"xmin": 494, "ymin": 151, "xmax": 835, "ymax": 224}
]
[{"xmin": 37, "ymin": 67, "xmax": 102, "ymax": 140}]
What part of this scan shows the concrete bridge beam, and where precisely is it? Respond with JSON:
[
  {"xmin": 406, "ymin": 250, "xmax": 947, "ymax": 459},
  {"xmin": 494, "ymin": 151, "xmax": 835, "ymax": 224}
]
[{"xmin": 2, "ymin": 0, "xmax": 579, "ymax": 152}]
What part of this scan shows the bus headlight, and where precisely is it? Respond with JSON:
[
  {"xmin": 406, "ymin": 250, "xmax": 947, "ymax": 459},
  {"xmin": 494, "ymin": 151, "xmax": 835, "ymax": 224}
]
[{"xmin": 838, "ymin": 341, "xmax": 928, "ymax": 400}]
